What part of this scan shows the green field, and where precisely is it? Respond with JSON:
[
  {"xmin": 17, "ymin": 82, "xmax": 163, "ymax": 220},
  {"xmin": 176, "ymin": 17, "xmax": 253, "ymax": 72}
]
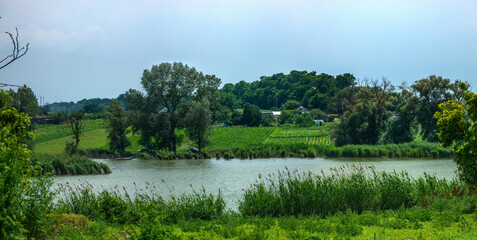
[
  {"xmin": 33, "ymin": 121, "xmax": 451, "ymax": 158},
  {"xmin": 34, "ymin": 122, "xmax": 333, "ymax": 154}
]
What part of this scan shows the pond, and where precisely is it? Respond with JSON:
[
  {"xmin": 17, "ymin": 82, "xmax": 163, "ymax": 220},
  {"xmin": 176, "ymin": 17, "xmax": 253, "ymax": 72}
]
[{"xmin": 54, "ymin": 157, "xmax": 457, "ymax": 209}]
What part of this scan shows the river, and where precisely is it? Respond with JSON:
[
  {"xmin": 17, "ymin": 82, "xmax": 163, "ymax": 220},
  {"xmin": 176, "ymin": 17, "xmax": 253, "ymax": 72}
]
[{"xmin": 54, "ymin": 157, "xmax": 457, "ymax": 209}]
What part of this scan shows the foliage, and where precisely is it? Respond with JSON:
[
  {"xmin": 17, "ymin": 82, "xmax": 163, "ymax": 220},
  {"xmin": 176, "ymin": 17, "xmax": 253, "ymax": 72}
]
[
  {"xmin": 220, "ymin": 71, "xmax": 355, "ymax": 112},
  {"xmin": 83, "ymin": 102, "xmax": 102, "ymax": 113},
  {"xmin": 334, "ymin": 79, "xmax": 396, "ymax": 146},
  {"xmin": 31, "ymin": 153, "xmax": 111, "ymax": 175},
  {"xmin": 310, "ymin": 108, "xmax": 328, "ymax": 121},
  {"xmin": 67, "ymin": 111, "xmax": 86, "ymax": 151},
  {"xmin": 46, "ymin": 97, "xmax": 111, "ymax": 113},
  {"xmin": 241, "ymin": 102, "xmax": 262, "ymax": 127},
  {"xmin": 5, "ymin": 85, "xmax": 41, "ymax": 118},
  {"xmin": 0, "ymin": 90, "xmax": 35, "ymax": 237},
  {"xmin": 434, "ymin": 88, "xmax": 477, "ymax": 187},
  {"xmin": 104, "ymin": 99, "xmax": 130, "ymax": 152},
  {"xmin": 21, "ymin": 175, "xmax": 55, "ymax": 239},
  {"xmin": 294, "ymin": 114, "xmax": 314, "ymax": 127},
  {"xmin": 0, "ymin": 90, "xmax": 57, "ymax": 239},
  {"xmin": 412, "ymin": 75, "xmax": 468, "ymax": 142},
  {"xmin": 126, "ymin": 62, "xmax": 221, "ymax": 152},
  {"xmin": 184, "ymin": 100, "xmax": 213, "ymax": 151},
  {"xmin": 281, "ymin": 100, "xmax": 300, "ymax": 110}
]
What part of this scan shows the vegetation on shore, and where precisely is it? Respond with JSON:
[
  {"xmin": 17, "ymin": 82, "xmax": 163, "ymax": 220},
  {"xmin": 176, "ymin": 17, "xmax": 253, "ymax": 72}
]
[
  {"xmin": 43, "ymin": 167, "xmax": 477, "ymax": 239},
  {"xmin": 31, "ymin": 153, "xmax": 111, "ymax": 175},
  {"xmin": 33, "ymin": 121, "xmax": 452, "ymax": 160}
]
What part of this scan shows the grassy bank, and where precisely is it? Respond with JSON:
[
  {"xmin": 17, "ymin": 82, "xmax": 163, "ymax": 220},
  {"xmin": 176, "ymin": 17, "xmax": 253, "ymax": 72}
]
[
  {"xmin": 31, "ymin": 153, "xmax": 111, "ymax": 175},
  {"xmin": 41, "ymin": 168, "xmax": 476, "ymax": 239}
]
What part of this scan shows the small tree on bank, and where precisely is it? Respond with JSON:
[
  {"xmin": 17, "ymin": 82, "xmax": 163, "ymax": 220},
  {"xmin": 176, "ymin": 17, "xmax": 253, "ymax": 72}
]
[
  {"xmin": 104, "ymin": 99, "xmax": 130, "ymax": 153},
  {"xmin": 67, "ymin": 111, "xmax": 85, "ymax": 152}
]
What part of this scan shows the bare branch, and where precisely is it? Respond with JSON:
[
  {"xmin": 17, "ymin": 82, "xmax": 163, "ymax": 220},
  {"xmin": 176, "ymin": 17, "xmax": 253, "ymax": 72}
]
[{"xmin": 0, "ymin": 22, "xmax": 29, "ymax": 70}]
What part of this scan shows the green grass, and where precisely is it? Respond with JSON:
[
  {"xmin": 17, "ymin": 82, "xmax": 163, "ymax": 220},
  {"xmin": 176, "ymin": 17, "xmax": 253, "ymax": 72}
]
[
  {"xmin": 34, "ymin": 119, "xmax": 106, "ymax": 144},
  {"xmin": 35, "ymin": 129, "xmax": 108, "ymax": 153}
]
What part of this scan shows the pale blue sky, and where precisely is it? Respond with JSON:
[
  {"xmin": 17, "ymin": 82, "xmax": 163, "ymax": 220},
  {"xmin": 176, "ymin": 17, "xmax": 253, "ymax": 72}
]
[{"xmin": 1, "ymin": 0, "xmax": 476, "ymax": 103}]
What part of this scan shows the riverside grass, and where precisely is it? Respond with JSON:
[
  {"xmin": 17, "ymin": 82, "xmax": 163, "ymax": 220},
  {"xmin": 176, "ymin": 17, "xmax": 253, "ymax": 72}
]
[{"xmin": 47, "ymin": 167, "xmax": 477, "ymax": 239}]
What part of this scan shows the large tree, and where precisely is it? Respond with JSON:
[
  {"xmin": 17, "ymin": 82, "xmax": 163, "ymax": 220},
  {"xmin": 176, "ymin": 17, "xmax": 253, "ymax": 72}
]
[
  {"xmin": 242, "ymin": 103, "xmax": 262, "ymax": 127},
  {"xmin": 104, "ymin": 99, "xmax": 130, "ymax": 153},
  {"xmin": 6, "ymin": 85, "xmax": 40, "ymax": 117},
  {"xmin": 334, "ymin": 79, "xmax": 396, "ymax": 146},
  {"xmin": 411, "ymin": 75, "xmax": 467, "ymax": 142},
  {"xmin": 126, "ymin": 62, "xmax": 221, "ymax": 152},
  {"xmin": 434, "ymin": 86, "xmax": 477, "ymax": 187}
]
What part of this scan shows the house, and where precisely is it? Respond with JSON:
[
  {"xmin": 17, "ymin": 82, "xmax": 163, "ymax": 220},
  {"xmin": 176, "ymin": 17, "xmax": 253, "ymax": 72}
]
[{"xmin": 272, "ymin": 111, "xmax": 281, "ymax": 118}]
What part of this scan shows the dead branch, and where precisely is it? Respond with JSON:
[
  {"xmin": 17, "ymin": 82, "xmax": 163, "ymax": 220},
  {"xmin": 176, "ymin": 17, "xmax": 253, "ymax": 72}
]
[{"xmin": 1, "ymin": 17, "xmax": 29, "ymax": 70}]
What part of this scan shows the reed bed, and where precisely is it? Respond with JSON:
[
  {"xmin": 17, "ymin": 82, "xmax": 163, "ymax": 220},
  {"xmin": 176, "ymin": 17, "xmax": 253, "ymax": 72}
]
[
  {"xmin": 55, "ymin": 181, "xmax": 226, "ymax": 225},
  {"xmin": 31, "ymin": 153, "xmax": 111, "ymax": 175},
  {"xmin": 239, "ymin": 164, "xmax": 472, "ymax": 217}
]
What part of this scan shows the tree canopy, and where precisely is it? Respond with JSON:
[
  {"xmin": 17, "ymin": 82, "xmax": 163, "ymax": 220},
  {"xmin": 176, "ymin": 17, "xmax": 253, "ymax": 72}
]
[
  {"xmin": 126, "ymin": 62, "xmax": 221, "ymax": 152},
  {"xmin": 434, "ymin": 86, "xmax": 477, "ymax": 187}
]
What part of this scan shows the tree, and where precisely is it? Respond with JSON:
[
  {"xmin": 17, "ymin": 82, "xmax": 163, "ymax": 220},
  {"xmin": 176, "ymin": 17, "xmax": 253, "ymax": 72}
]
[
  {"xmin": 5, "ymin": 85, "xmax": 40, "ymax": 118},
  {"xmin": 242, "ymin": 103, "xmax": 262, "ymax": 127},
  {"xmin": 83, "ymin": 102, "xmax": 102, "ymax": 114},
  {"xmin": 282, "ymin": 100, "xmax": 300, "ymax": 110},
  {"xmin": 412, "ymin": 75, "xmax": 467, "ymax": 142},
  {"xmin": 334, "ymin": 79, "xmax": 396, "ymax": 146},
  {"xmin": 295, "ymin": 114, "xmax": 314, "ymax": 127},
  {"xmin": 126, "ymin": 62, "xmax": 221, "ymax": 152},
  {"xmin": 434, "ymin": 87, "xmax": 477, "ymax": 187},
  {"xmin": 279, "ymin": 110, "xmax": 294, "ymax": 125},
  {"xmin": 67, "ymin": 111, "xmax": 85, "ymax": 150},
  {"xmin": 0, "ymin": 17, "xmax": 29, "ymax": 71},
  {"xmin": 104, "ymin": 99, "xmax": 130, "ymax": 153},
  {"xmin": 184, "ymin": 100, "xmax": 212, "ymax": 151}
]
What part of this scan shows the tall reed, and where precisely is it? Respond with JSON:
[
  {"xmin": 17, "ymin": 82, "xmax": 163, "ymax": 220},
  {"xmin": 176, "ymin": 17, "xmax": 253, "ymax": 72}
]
[{"xmin": 239, "ymin": 164, "xmax": 466, "ymax": 217}]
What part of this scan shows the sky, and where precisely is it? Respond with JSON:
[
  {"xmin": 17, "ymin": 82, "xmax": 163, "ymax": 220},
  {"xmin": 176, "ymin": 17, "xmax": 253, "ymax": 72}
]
[{"xmin": 0, "ymin": 0, "xmax": 476, "ymax": 104}]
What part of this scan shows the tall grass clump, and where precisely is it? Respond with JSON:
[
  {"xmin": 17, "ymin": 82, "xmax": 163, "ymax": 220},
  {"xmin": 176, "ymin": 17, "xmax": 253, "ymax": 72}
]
[
  {"xmin": 55, "ymin": 181, "xmax": 225, "ymax": 225},
  {"xmin": 31, "ymin": 153, "xmax": 111, "ymax": 175},
  {"xmin": 239, "ymin": 164, "xmax": 468, "ymax": 218}
]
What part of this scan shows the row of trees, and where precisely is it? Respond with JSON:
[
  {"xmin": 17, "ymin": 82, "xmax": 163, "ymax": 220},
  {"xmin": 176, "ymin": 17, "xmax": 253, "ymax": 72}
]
[{"xmin": 333, "ymin": 76, "xmax": 468, "ymax": 146}]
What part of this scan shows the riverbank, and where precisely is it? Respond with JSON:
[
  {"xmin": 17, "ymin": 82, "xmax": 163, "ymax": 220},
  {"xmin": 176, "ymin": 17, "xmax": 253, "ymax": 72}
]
[{"xmin": 46, "ymin": 167, "xmax": 477, "ymax": 239}]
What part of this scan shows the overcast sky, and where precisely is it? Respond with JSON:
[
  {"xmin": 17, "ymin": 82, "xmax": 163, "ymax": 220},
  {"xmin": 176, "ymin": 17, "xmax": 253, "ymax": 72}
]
[{"xmin": 1, "ymin": 0, "xmax": 476, "ymax": 104}]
